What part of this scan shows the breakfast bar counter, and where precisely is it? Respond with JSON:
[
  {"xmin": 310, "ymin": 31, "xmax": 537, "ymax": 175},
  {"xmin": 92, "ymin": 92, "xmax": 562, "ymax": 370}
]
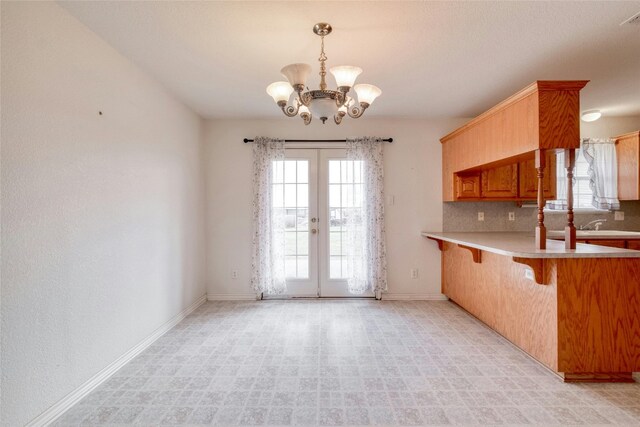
[
  {"xmin": 421, "ymin": 231, "xmax": 640, "ymax": 258},
  {"xmin": 423, "ymin": 231, "xmax": 640, "ymax": 382}
]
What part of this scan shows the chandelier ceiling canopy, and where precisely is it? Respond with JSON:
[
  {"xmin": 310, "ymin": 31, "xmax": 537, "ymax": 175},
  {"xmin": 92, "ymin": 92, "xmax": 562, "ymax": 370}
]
[{"xmin": 266, "ymin": 22, "xmax": 381, "ymax": 125}]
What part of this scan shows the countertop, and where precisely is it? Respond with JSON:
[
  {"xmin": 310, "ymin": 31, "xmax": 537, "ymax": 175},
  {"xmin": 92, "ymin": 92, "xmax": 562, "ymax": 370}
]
[
  {"xmin": 422, "ymin": 231, "xmax": 640, "ymax": 259},
  {"xmin": 547, "ymin": 230, "xmax": 640, "ymax": 240}
]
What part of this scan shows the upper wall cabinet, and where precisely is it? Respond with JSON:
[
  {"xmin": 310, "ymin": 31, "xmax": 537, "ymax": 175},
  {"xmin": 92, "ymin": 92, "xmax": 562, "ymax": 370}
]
[
  {"xmin": 452, "ymin": 151, "xmax": 556, "ymax": 201},
  {"xmin": 440, "ymin": 81, "xmax": 587, "ymax": 201},
  {"xmin": 518, "ymin": 151, "xmax": 556, "ymax": 199},
  {"xmin": 616, "ymin": 131, "xmax": 640, "ymax": 200}
]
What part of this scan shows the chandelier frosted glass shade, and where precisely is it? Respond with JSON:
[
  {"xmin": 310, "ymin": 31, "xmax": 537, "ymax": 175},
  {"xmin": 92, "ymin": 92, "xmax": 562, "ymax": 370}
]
[
  {"xmin": 354, "ymin": 84, "xmax": 382, "ymax": 105},
  {"xmin": 266, "ymin": 22, "xmax": 381, "ymax": 125},
  {"xmin": 266, "ymin": 81, "xmax": 294, "ymax": 104},
  {"xmin": 329, "ymin": 66, "xmax": 362, "ymax": 89},
  {"xmin": 281, "ymin": 63, "xmax": 312, "ymax": 88}
]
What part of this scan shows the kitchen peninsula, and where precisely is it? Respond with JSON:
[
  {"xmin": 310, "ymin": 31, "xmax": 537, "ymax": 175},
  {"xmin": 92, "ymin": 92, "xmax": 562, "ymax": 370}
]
[
  {"xmin": 427, "ymin": 81, "xmax": 640, "ymax": 382},
  {"xmin": 423, "ymin": 231, "xmax": 640, "ymax": 382}
]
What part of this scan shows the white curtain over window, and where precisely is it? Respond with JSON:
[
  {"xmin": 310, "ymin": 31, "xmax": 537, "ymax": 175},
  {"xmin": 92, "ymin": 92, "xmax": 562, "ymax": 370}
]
[
  {"xmin": 250, "ymin": 137, "xmax": 287, "ymax": 295},
  {"xmin": 582, "ymin": 138, "xmax": 620, "ymax": 210},
  {"xmin": 345, "ymin": 137, "xmax": 388, "ymax": 295}
]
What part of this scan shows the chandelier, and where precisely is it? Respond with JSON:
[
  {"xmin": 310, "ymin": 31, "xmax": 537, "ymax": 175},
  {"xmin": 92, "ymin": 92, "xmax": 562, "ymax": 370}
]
[{"xmin": 266, "ymin": 23, "xmax": 382, "ymax": 125}]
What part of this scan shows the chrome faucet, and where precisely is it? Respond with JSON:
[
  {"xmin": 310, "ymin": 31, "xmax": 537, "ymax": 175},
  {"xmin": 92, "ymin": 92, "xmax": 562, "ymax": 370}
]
[{"xmin": 579, "ymin": 219, "xmax": 607, "ymax": 231}]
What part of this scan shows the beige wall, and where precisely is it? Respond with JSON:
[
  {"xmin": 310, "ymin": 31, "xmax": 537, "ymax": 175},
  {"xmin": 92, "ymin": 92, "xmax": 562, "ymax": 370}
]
[
  {"xmin": 203, "ymin": 118, "xmax": 466, "ymax": 300},
  {"xmin": 1, "ymin": 3, "xmax": 206, "ymax": 425},
  {"xmin": 580, "ymin": 115, "xmax": 640, "ymax": 139}
]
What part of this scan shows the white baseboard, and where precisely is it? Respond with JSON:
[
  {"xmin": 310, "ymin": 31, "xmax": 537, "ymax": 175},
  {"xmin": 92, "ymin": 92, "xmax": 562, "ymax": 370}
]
[
  {"xmin": 26, "ymin": 294, "xmax": 207, "ymax": 427},
  {"xmin": 207, "ymin": 293, "xmax": 259, "ymax": 301},
  {"xmin": 381, "ymin": 293, "xmax": 449, "ymax": 301}
]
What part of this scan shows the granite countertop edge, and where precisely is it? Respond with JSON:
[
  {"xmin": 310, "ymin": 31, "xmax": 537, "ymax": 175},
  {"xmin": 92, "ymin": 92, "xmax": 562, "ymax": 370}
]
[{"xmin": 421, "ymin": 231, "xmax": 640, "ymax": 259}]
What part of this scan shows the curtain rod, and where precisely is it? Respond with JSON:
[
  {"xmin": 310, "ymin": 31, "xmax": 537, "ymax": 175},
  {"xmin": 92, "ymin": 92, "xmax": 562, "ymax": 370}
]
[{"xmin": 243, "ymin": 138, "xmax": 393, "ymax": 143}]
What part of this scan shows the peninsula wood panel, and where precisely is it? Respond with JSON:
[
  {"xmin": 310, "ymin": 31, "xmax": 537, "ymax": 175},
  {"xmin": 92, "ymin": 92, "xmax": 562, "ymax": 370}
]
[
  {"xmin": 615, "ymin": 131, "xmax": 640, "ymax": 200},
  {"xmin": 556, "ymin": 258, "xmax": 640, "ymax": 374},
  {"xmin": 441, "ymin": 242, "xmax": 557, "ymax": 369},
  {"xmin": 439, "ymin": 241, "xmax": 640, "ymax": 380},
  {"xmin": 441, "ymin": 81, "xmax": 587, "ymax": 201}
]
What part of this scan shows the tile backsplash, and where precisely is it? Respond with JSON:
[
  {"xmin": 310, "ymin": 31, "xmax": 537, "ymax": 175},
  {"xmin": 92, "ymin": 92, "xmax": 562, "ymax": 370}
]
[{"xmin": 443, "ymin": 201, "xmax": 640, "ymax": 232}]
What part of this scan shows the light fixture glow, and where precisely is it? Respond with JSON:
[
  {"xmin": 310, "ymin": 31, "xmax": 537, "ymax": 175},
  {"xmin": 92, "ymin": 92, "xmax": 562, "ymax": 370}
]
[
  {"xmin": 266, "ymin": 82, "xmax": 293, "ymax": 104},
  {"xmin": 329, "ymin": 66, "xmax": 362, "ymax": 89},
  {"xmin": 581, "ymin": 109, "xmax": 602, "ymax": 122},
  {"xmin": 265, "ymin": 23, "xmax": 381, "ymax": 125},
  {"xmin": 354, "ymin": 84, "xmax": 382, "ymax": 105},
  {"xmin": 281, "ymin": 63, "xmax": 312, "ymax": 88}
]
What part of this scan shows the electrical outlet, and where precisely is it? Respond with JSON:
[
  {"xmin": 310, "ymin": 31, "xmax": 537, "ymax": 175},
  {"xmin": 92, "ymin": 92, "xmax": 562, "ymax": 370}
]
[
  {"xmin": 508, "ymin": 212, "xmax": 515, "ymax": 221},
  {"xmin": 478, "ymin": 212, "xmax": 485, "ymax": 221},
  {"xmin": 524, "ymin": 269, "xmax": 534, "ymax": 281},
  {"xmin": 410, "ymin": 268, "xmax": 418, "ymax": 279},
  {"xmin": 231, "ymin": 270, "xmax": 238, "ymax": 279},
  {"xmin": 615, "ymin": 211, "xmax": 625, "ymax": 221}
]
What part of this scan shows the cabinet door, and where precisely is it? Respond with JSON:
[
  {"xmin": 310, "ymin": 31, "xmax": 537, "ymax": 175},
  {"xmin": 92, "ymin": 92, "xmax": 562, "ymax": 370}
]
[
  {"xmin": 481, "ymin": 164, "xmax": 518, "ymax": 198},
  {"xmin": 615, "ymin": 132, "xmax": 640, "ymax": 200},
  {"xmin": 519, "ymin": 152, "xmax": 556, "ymax": 199},
  {"xmin": 455, "ymin": 174, "xmax": 480, "ymax": 199},
  {"xmin": 627, "ymin": 240, "xmax": 640, "ymax": 251},
  {"xmin": 585, "ymin": 240, "xmax": 627, "ymax": 249}
]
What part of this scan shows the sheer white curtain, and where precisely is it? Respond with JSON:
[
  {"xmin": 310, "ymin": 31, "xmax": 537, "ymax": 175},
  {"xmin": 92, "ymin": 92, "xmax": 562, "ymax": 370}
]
[
  {"xmin": 250, "ymin": 137, "xmax": 287, "ymax": 295},
  {"xmin": 345, "ymin": 137, "xmax": 388, "ymax": 295},
  {"xmin": 582, "ymin": 138, "xmax": 620, "ymax": 210}
]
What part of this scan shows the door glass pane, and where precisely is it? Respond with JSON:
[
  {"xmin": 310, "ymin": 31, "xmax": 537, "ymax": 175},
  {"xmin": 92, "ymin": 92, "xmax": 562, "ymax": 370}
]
[
  {"xmin": 297, "ymin": 161, "xmax": 308, "ymax": 183},
  {"xmin": 273, "ymin": 159, "xmax": 310, "ymax": 279},
  {"xmin": 328, "ymin": 160, "xmax": 364, "ymax": 279}
]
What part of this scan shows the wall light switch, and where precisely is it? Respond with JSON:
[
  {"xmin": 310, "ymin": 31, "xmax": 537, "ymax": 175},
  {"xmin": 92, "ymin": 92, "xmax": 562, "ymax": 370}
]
[
  {"xmin": 231, "ymin": 270, "xmax": 238, "ymax": 279},
  {"xmin": 508, "ymin": 212, "xmax": 515, "ymax": 221},
  {"xmin": 387, "ymin": 195, "xmax": 395, "ymax": 206},
  {"xmin": 615, "ymin": 211, "xmax": 625, "ymax": 221},
  {"xmin": 410, "ymin": 269, "xmax": 419, "ymax": 279},
  {"xmin": 478, "ymin": 212, "xmax": 485, "ymax": 221}
]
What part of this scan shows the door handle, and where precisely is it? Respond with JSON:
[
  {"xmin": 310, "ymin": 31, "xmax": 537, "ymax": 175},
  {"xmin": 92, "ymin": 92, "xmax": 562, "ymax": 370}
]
[
  {"xmin": 311, "ymin": 229, "xmax": 318, "ymax": 234},
  {"xmin": 311, "ymin": 218, "xmax": 317, "ymax": 223}
]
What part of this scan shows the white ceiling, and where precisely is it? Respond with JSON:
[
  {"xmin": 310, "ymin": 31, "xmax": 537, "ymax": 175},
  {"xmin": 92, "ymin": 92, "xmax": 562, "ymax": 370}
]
[{"xmin": 60, "ymin": 1, "xmax": 640, "ymax": 119}]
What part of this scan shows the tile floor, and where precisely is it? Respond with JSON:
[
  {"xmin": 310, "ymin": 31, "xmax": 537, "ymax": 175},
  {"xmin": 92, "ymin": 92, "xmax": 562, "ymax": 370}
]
[{"xmin": 53, "ymin": 300, "xmax": 640, "ymax": 426}]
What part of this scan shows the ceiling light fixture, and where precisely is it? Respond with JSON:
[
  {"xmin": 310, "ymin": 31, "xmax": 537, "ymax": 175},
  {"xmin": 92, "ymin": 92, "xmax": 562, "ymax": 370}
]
[
  {"xmin": 581, "ymin": 109, "xmax": 602, "ymax": 122},
  {"xmin": 266, "ymin": 23, "xmax": 381, "ymax": 125}
]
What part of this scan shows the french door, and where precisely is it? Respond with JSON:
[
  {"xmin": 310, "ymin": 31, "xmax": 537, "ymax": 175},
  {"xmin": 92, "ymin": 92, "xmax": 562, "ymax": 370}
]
[{"xmin": 271, "ymin": 148, "xmax": 373, "ymax": 298}]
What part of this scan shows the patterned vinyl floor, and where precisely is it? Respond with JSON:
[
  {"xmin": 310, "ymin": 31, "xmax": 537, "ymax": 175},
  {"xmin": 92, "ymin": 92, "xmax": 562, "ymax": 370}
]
[{"xmin": 53, "ymin": 300, "xmax": 640, "ymax": 426}]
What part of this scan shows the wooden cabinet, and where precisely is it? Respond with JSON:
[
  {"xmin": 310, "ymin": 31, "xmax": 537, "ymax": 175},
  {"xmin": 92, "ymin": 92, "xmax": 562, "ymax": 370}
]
[
  {"xmin": 580, "ymin": 239, "xmax": 627, "ymax": 249},
  {"xmin": 455, "ymin": 174, "xmax": 481, "ymax": 199},
  {"xmin": 518, "ymin": 151, "xmax": 557, "ymax": 199},
  {"xmin": 441, "ymin": 81, "xmax": 588, "ymax": 201},
  {"xmin": 615, "ymin": 131, "xmax": 640, "ymax": 200},
  {"xmin": 627, "ymin": 240, "xmax": 640, "ymax": 251},
  {"xmin": 452, "ymin": 153, "xmax": 556, "ymax": 201},
  {"xmin": 481, "ymin": 164, "xmax": 518, "ymax": 198}
]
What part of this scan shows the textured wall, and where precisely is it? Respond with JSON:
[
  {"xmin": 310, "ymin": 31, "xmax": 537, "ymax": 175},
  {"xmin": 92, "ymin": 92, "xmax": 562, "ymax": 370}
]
[
  {"xmin": 1, "ymin": 3, "xmax": 206, "ymax": 425},
  {"xmin": 203, "ymin": 118, "xmax": 467, "ymax": 300}
]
